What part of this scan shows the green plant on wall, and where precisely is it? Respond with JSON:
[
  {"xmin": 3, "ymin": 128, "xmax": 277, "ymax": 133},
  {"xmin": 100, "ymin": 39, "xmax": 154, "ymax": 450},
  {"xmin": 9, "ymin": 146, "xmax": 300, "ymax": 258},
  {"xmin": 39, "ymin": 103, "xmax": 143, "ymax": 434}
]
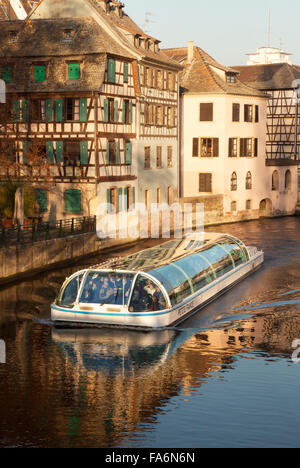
[{"xmin": 0, "ymin": 182, "xmax": 38, "ymax": 219}]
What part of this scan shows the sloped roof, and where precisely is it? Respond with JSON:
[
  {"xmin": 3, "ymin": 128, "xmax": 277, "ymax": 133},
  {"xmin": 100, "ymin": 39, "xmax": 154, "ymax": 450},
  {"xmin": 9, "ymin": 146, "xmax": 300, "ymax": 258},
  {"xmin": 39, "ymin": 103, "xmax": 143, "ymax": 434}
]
[
  {"xmin": 0, "ymin": 17, "xmax": 130, "ymax": 92},
  {"xmin": 28, "ymin": 0, "xmax": 181, "ymax": 69},
  {"xmin": 232, "ymin": 63, "xmax": 300, "ymax": 90},
  {"xmin": 164, "ymin": 46, "xmax": 267, "ymax": 97}
]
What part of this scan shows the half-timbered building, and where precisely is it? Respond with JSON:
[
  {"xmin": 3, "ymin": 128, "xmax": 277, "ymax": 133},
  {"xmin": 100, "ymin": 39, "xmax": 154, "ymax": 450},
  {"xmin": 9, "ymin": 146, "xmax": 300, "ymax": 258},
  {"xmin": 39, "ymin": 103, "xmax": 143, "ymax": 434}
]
[
  {"xmin": 0, "ymin": 0, "xmax": 181, "ymax": 225},
  {"xmin": 0, "ymin": 15, "xmax": 138, "ymax": 219}
]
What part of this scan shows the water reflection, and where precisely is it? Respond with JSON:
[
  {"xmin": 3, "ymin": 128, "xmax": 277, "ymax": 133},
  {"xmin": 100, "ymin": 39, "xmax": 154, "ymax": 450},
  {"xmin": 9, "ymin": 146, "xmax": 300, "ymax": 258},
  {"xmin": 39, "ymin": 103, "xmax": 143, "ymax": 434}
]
[{"xmin": 0, "ymin": 218, "xmax": 300, "ymax": 447}]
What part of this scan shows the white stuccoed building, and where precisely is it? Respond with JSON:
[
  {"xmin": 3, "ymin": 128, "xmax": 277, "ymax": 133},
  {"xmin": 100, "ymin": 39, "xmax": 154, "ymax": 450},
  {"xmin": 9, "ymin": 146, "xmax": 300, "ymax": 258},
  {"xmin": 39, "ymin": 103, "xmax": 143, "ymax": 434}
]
[{"xmin": 164, "ymin": 42, "xmax": 298, "ymax": 223}]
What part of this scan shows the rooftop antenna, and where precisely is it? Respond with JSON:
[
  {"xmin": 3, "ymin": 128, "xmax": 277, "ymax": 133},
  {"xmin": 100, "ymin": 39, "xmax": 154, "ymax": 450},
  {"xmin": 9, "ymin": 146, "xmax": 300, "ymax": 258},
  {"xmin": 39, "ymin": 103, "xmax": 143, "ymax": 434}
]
[{"xmin": 142, "ymin": 12, "xmax": 156, "ymax": 34}]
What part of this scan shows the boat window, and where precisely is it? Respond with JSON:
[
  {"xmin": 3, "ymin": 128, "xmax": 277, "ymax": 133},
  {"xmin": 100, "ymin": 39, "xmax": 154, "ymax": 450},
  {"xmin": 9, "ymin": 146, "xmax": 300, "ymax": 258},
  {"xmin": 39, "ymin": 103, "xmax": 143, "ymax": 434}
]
[
  {"xmin": 200, "ymin": 244, "xmax": 235, "ymax": 278},
  {"xmin": 175, "ymin": 254, "xmax": 215, "ymax": 293},
  {"xmin": 217, "ymin": 238, "xmax": 246, "ymax": 268},
  {"xmin": 129, "ymin": 275, "xmax": 168, "ymax": 312},
  {"xmin": 149, "ymin": 264, "xmax": 193, "ymax": 306},
  {"xmin": 57, "ymin": 272, "xmax": 85, "ymax": 308},
  {"xmin": 79, "ymin": 272, "xmax": 135, "ymax": 306}
]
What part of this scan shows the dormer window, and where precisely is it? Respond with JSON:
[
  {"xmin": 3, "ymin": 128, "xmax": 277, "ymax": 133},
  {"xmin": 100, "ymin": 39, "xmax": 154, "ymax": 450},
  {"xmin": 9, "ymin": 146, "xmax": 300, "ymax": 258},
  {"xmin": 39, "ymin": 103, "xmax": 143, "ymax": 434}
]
[
  {"xmin": 62, "ymin": 29, "xmax": 74, "ymax": 43},
  {"xmin": 9, "ymin": 31, "xmax": 18, "ymax": 43},
  {"xmin": 226, "ymin": 73, "xmax": 237, "ymax": 83}
]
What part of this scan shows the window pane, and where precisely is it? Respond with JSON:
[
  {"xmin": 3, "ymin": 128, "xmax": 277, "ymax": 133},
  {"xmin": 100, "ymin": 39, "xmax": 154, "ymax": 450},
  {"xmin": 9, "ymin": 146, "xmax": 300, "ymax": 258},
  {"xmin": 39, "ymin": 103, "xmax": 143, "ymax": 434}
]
[
  {"xmin": 129, "ymin": 275, "xmax": 168, "ymax": 312},
  {"xmin": 57, "ymin": 273, "xmax": 85, "ymax": 307},
  {"xmin": 79, "ymin": 272, "xmax": 135, "ymax": 305},
  {"xmin": 200, "ymin": 103, "xmax": 213, "ymax": 121}
]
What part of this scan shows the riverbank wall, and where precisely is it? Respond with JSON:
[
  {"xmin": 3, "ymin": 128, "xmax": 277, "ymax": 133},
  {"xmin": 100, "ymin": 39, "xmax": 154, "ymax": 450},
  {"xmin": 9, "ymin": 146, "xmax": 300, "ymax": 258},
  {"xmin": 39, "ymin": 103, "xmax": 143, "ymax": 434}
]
[{"xmin": 0, "ymin": 233, "xmax": 137, "ymax": 287}]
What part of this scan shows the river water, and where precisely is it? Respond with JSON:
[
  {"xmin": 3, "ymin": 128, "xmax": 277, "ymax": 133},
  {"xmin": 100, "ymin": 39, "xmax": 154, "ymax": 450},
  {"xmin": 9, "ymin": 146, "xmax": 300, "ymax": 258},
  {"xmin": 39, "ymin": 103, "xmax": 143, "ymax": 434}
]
[{"xmin": 0, "ymin": 217, "xmax": 300, "ymax": 448}]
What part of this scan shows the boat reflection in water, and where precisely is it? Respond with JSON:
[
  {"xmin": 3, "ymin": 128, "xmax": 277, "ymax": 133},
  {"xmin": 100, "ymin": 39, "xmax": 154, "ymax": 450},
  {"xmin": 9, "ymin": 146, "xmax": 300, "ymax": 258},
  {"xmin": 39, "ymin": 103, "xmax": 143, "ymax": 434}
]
[
  {"xmin": 51, "ymin": 233, "xmax": 264, "ymax": 329},
  {"xmin": 51, "ymin": 326, "xmax": 195, "ymax": 376}
]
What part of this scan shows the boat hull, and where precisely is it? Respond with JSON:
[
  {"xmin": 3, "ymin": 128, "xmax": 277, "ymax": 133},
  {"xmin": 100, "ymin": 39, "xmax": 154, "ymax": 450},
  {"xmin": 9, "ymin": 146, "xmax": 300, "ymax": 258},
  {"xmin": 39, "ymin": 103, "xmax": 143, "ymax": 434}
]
[{"xmin": 51, "ymin": 252, "xmax": 264, "ymax": 329}]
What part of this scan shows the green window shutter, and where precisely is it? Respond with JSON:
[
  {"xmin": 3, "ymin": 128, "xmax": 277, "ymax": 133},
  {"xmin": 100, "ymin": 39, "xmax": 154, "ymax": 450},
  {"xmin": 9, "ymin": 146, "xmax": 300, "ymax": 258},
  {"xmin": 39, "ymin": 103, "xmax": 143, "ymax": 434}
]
[
  {"xmin": 118, "ymin": 188, "xmax": 123, "ymax": 212},
  {"xmin": 80, "ymin": 141, "xmax": 89, "ymax": 165},
  {"xmin": 116, "ymin": 141, "xmax": 120, "ymax": 164},
  {"xmin": 1, "ymin": 66, "xmax": 12, "ymax": 83},
  {"xmin": 34, "ymin": 65, "xmax": 46, "ymax": 82},
  {"xmin": 22, "ymin": 141, "xmax": 30, "ymax": 164},
  {"xmin": 124, "ymin": 62, "xmax": 129, "ymax": 83},
  {"xmin": 106, "ymin": 141, "xmax": 110, "ymax": 164},
  {"xmin": 55, "ymin": 99, "xmax": 64, "ymax": 122},
  {"xmin": 108, "ymin": 59, "xmax": 116, "ymax": 83},
  {"xmin": 68, "ymin": 63, "xmax": 80, "ymax": 81},
  {"xmin": 114, "ymin": 100, "xmax": 119, "ymax": 123},
  {"xmin": 132, "ymin": 187, "xmax": 135, "ymax": 208},
  {"xmin": 65, "ymin": 189, "xmax": 82, "ymax": 214},
  {"xmin": 104, "ymin": 99, "xmax": 109, "ymax": 122},
  {"xmin": 12, "ymin": 100, "xmax": 21, "ymax": 122},
  {"xmin": 129, "ymin": 101, "xmax": 133, "ymax": 124},
  {"xmin": 22, "ymin": 100, "xmax": 29, "ymax": 122},
  {"xmin": 56, "ymin": 141, "xmax": 64, "ymax": 163},
  {"xmin": 106, "ymin": 189, "xmax": 112, "ymax": 213},
  {"xmin": 36, "ymin": 189, "xmax": 47, "ymax": 213},
  {"xmin": 79, "ymin": 98, "xmax": 87, "ymax": 122},
  {"xmin": 125, "ymin": 141, "xmax": 132, "ymax": 165},
  {"xmin": 45, "ymin": 99, "xmax": 53, "ymax": 122},
  {"xmin": 46, "ymin": 141, "xmax": 54, "ymax": 164}
]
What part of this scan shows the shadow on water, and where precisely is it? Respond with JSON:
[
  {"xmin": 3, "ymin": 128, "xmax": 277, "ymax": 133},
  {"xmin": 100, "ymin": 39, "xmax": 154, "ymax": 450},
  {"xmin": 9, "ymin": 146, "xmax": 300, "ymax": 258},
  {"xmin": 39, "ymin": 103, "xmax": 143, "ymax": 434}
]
[{"xmin": 0, "ymin": 217, "xmax": 300, "ymax": 447}]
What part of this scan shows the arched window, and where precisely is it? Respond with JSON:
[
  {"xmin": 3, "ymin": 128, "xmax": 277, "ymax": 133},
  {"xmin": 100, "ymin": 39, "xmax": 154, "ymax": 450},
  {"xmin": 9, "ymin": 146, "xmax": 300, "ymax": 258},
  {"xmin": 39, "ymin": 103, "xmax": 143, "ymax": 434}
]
[
  {"xmin": 272, "ymin": 170, "xmax": 279, "ymax": 191},
  {"xmin": 231, "ymin": 172, "xmax": 237, "ymax": 191},
  {"xmin": 285, "ymin": 170, "xmax": 292, "ymax": 190},
  {"xmin": 246, "ymin": 171, "xmax": 252, "ymax": 190}
]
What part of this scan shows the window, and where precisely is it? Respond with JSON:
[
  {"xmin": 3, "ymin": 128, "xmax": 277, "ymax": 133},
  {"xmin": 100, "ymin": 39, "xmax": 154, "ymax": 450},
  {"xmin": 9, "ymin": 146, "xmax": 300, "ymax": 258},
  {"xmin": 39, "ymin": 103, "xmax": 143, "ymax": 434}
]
[
  {"xmin": 229, "ymin": 138, "xmax": 238, "ymax": 157},
  {"xmin": 1, "ymin": 66, "xmax": 12, "ymax": 83},
  {"xmin": 254, "ymin": 138, "xmax": 258, "ymax": 157},
  {"xmin": 129, "ymin": 275, "xmax": 167, "ymax": 312},
  {"xmin": 108, "ymin": 59, "xmax": 116, "ymax": 83},
  {"xmin": 8, "ymin": 31, "xmax": 18, "ymax": 43},
  {"xmin": 36, "ymin": 189, "xmax": 48, "ymax": 213},
  {"xmin": 108, "ymin": 98, "xmax": 115, "ymax": 123},
  {"xmin": 226, "ymin": 73, "xmax": 237, "ymax": 83},
  {"xmin": 31, "ymin": 99, "xmax": 46, "ymax": 121},
  {"xmin": 145, "ymin": 189, "xmax": 150, "ymax": 210},
  {"xmin": 232, "ymin": 103, "xmax": 240, "ymax": 122},
  {"xmin": 144, "ymin": 146, "xmax": 151, "ymax": 169},
  {"xmin": 65, "ymin": 189, "xmax": 82, "ymax": 214},
  {"xmin": 167, "ymin": 186, "xmax": 173, "ymax": 205},
  {"xmin": 157, "ymin": 187, "xmax": 161, "ymax": 204},
  {"xmin": 65, "ymin": 98, "xmax": 80, "ymax": 121},
  {"xmin": 106, "ymin": 141, "xmax": 119, "ymax": 165},
  {"xmin": 65, "ymin": 141, "xmax": 81, "ymax": 166},
  {"xmin": 68, "ymin": 63, "xmax": 80, "ymax": 81},
  {"xmin": 122, "ymin": 99, "xmax": 132, "ymax": 124},
  {"xmin": 244, "ymin": 104, "xmax": 253, "ymax": 122},
  {"xmin": 231, "ymin": 201, "xmax": 237, "ymax": 212},
  {"xmin": 156, "ymin": 146, "xmax": 162, "ymax": 168},
  {"xmin": 200, "ymin": 138, "xmax": 219, "ymax": 157},
  {"xmin": 167, "ymin": 72, "xmax": 175, "ymax": 91},
  {"xmin": 167, "ymin": 107, "xmax": 175, "ymax": 127},
  {"xmin": 34, "ymin": 65, "xmax": 46, "ymax": 82},
  {"xmin": 156, "ymin": 106, "xmax": 164, "ymax": 126},
  {"xmin": 125, "ymin": 141, "xmax": 132, "ymax": 165},
  {"xmin": 272, "ymin": 171, "xmax": 279, "ymax": 191},
  {"xmin": 285, "ymin": 170, "xmax": 292, "ymax": 190},
  {"xmin": 145, "ymin": 67, "xmax": 153, "ymax": 87},
  {"xmin": 200, "ymin": 103, "xmax": 213, "ymax": 121},
  {"xmin": 157, "ymin": 70, "xmax": 163, "ymax": 89},
  {"xmin": 240, "ymin": 138, "xmax": 253, "ymax": 157},
  {"xmin": 199, "ymin": 173, "xmax": 212, "ymax": 193},
  {"xmin": 231, "ymin": 172, "xmax": 238, "ymax": 191},
  {"xmin": 246, "ymin": 171, "xmax": 252, "ymax": 190},
  {"xmin": 57, "ymin": 272, "xmax": 85, "ymax": 307},
  {"xmin": 167, "ymin": 146, "xmax": 173, "ymax": 168},
  {"xmin": 246, "ymin": 200, "xmax": 252, "ymax": 210},
  {"xmin": 107, "ymin": 188, "xmax": 117, "ymax": 213}
]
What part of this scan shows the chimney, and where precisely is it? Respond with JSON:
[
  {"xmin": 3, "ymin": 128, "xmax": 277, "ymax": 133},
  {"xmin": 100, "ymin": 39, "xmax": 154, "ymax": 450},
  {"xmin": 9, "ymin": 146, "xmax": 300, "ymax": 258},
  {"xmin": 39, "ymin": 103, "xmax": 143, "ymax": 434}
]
[{"xmin": 188, "ymin": 41, "xmax": 194, "ymax": 61}]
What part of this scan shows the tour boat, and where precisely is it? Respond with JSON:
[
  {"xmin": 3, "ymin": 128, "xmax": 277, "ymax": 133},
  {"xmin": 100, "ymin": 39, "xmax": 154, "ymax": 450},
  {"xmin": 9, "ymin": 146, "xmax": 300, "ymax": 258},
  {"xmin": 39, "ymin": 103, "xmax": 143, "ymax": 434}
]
[{"xmin": 51, "ymin": 233, "xmax": 264, "ymax": 329}]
